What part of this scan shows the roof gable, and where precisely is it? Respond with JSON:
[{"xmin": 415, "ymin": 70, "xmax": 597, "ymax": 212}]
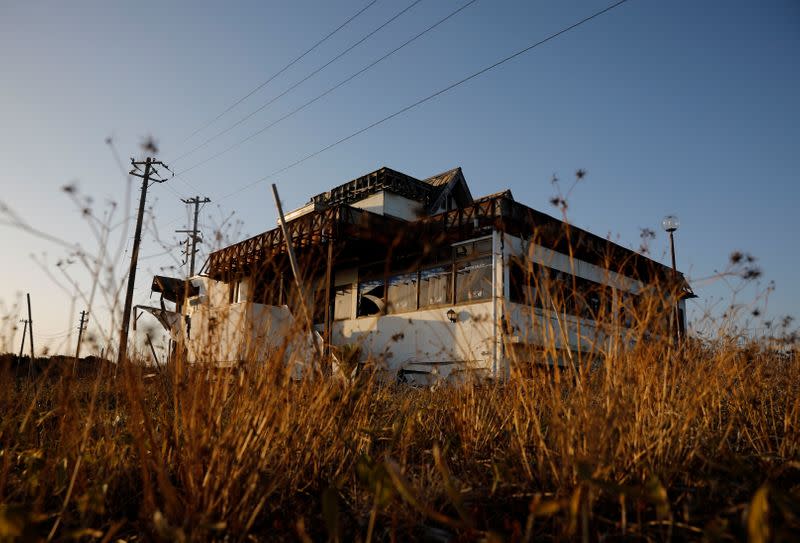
[{"xmin": 424, "ymin": 167, "xmax": 473, "ymax": 213}]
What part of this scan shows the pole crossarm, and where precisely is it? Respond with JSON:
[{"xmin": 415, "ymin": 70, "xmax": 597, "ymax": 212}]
[{"xmin": 130, "ymin": 159, "xmax": 171, "ymax": 182}]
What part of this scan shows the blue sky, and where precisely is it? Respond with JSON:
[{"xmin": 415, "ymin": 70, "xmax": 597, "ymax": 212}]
[{"xmin": 1, "ymin": 0, "xmax": 798, "ymax": 354}]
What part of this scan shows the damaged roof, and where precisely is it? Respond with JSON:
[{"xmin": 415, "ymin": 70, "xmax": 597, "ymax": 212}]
[
  {"xmin": 308, "ymin": 165, "xmax": 472, "ymax": 215},
  {"xmin": 152, "ymin": 275, "xmax": 197, "ymax": 303},
  {"xmin": 423, "ymin": 167, "xmax": 462, "ymax": 187},
  {"xmin": 205, "ymin": 165, "xmax": 688, "ymax": 290},
  {"xmin": 309, "ymin": 167, "xmax": 433, "ymax": 208}
]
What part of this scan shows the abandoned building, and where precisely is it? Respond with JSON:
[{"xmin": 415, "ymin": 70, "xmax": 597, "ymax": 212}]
[{"xmin": 149, "ymin": 166, "xmax": 693, "ymax": 382}]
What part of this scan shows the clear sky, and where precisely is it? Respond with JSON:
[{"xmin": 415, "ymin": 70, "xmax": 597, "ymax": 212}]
[{"xmin": 1, "ymin": 0, "xmax": 798, "ymax": 355}]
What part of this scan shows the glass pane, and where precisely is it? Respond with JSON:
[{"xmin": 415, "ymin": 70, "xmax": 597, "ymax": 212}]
[
  {"xmin": 387, "ymin": 272, "xmax": 418, "ymax": 314},
  {"xmin": 419, "ymin": 266, "xmax": 452, "ymax": 307},
  {"xmin": 334, "ymin": 286, "xmax": 353, "ymax": 320},
  {"xmin": 474, "ymin": 238, "xmax": 492, "ymax": 255},
  {"xmin": 454, "ymin": 244, "xmax": 472, "ymax": 259},
  {"xmin": 455, "ymin": 257, "xmax": 492, "ymax": 303},
  {"xmin": 509, "ymin": 259, "xmax": 539, "ymax": 307}
]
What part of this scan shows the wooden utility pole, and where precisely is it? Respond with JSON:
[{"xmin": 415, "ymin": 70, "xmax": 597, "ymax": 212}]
[
  {"xmin": 18, "ymin": 319, "xmax": 28, "ymax": 360},
  {"xmin": 17, "ymin": 319, "xmax": 28, "ymax": 378},
  {"xmin": 271, "ymin": 184, "xmax": 324, "ymax": 366},
  {"xmin": 180, "ymin": 238, "xmax": 191, "ymax": 278},
  {"xmin": 272, "ymin": 184, "xmax": 314, "ymax": 330},
  {"xmin": 73, "ymin": 310, "xmax": 88, "ymax": 371},
  {"xmin": 26, "ymin": 293, "xmax": 34, "ymax": 360},
  {"xmin": 176, "ymin": 196, "xmax": 210, "ymax": 277},
  {"xmin": 26, "ymin": 293, "xmax": 34, "ymax": 378},
  {"xmin": 118, "ymin": 157, "xmax": 170, "ymax": 367}
]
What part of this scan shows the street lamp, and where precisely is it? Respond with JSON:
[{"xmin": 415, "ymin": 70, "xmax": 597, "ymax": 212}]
[
  {"xmin": 446, "ymin": 308, "xmax": 457, "ymax": 323},
  {"xmin": 661, "ymin": 215, "xmax": 681, "ymax": 342},
  {"xmin": 661, "ymin": 215, "xmax": 679, "ymax": 272}
]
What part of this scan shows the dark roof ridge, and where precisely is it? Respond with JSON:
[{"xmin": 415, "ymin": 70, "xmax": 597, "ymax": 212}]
[
  {"xmin": 423, "ymin": 166, "xmax": 462, "ymax": 187},
  {"xmin": 309, "ymin": 166, "xmax": 433, "ymax": 208}
]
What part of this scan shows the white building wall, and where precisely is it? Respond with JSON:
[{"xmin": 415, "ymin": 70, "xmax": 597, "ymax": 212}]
[
  {"xmin": 350, "ymin": 192, "xmax": 385, "ymax": 215},
  {"xmin": 172, "ymin": 276, "xmax": 318, "ymax": 375},
  {"xmin": 349, "ymin": 191, "xmax": 421, "ymax": 222},
  {"xmin": 329, "ymin": 233, "xmax": 501, "ymax": 381},
  {"xmin": 491, "ymin": 229, "xmax": 505, "ymax": 380},
  {"xmin": 331, "ymin": 301, "xmax": 495, "ymax": 381},
  {"xmin": 383, "ymin": 192, "xmax": 421, "ymax": 221},
  {"xmin": 171, "ymin": 231, "xmax": 679, "ymax": 379}
]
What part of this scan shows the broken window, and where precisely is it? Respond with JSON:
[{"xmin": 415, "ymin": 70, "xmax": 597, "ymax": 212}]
[
  {"xmin": 455, "ymin": 257, "xmax": 492, "ymax": 303},
  {"xmin": 509, "ymin": 258, "xmax": 543, "ymax": 308},
  {"xmin": 386, "ymin": 272, "xmax": 418, "ymax": 314},
  {"xmin": 419, "ymin": 266, "xmax": 451, "ymax": 308},
  {"xmin": 334, "ymin": 285, "xmax": 353, "ymax": 320},
  {"xmin": 578, "ymin": 280, "xmax": 612, "ymax": 321},
  {"xmin": 252, "ymin": 273, "xmax": 285, "ymax": 306},
  {"xmin": 584, "ymin": 288, "xmax": 602, "ymax": 319},
  {"xmin": 454, "ymin": 238, "xmax": 492, "ymax": 260},
  {"xmin": 357, "ymin": 279, "xmax": 385, "ymax": 317},
  {"xmin": 618, "ymin": 291, "xmax": 637, "ymax": 328},
  {"xmin": 544, "ymin": 269, "xmax": 576, "ymax": 313}
]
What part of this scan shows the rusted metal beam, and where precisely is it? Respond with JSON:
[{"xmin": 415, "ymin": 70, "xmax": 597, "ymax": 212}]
[{"xmin": 207, "ymin": 194, "xmax": 680, "ymax": 286}]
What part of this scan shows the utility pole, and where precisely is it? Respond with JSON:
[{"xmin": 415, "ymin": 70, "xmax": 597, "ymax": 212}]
[
  {"xmin": 176, "ymin": 196, "xmax": 210, "ymax": 277},
  {"xmin": 17, "ymin": 319, "xmax": 28, "ymax": 378},
  {"xmin": 118, "ymin": 157, "xmax": 170, "ymax": 368},
  {"xmin": 180, "ymin": 237, "xmax": 191, "ymax": 277},
  {"xmin": 74, "ymin": 310, "xmax": 88, "ymax": 372},
  {"xmin": 26, "ymin": 293, "xmax": 34, "ymax": 359},
  {"xmin": 26, "ymin": 293, "xmax": 34, "ymax": 378},
  {"xmin": 271, "ymin": 184, "xmax": 323, "ymax": 367},
  {"xmin": 18, "ymin": 320, "xmax": 28, "ymax": 359}
]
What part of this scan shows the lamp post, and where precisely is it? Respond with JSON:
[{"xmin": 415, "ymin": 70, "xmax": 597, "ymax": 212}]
[{"xmin": 661, "ymin": 215, "xmax": 681, "ymax": 343}]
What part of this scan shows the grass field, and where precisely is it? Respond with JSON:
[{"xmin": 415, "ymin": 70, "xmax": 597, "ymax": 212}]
[{"xmin": 0, "ymin": 326, "xmax": 798, "ymax": 541}]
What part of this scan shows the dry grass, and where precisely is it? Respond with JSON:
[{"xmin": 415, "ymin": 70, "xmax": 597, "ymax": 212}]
[
  {"xmin": 1, "ymin": 166, "xmax": 797, "ymax": 540},
  {"xmin": 0, "ymin": 327, "xmax": 798, "ymax": 541}
]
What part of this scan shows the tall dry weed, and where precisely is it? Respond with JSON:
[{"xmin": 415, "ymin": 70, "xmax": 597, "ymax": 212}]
[{"xmin": 1, "ymin": 163, "xmax": 798, "ymax": 540}]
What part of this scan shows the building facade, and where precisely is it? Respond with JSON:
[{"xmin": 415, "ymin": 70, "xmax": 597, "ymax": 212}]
[{"xmin": 150, "ymin": 166, "xmax": 693, "ymax": 382}]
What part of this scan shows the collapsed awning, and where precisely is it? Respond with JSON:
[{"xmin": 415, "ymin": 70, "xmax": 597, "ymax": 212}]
[
  {"xmin": 134, "ymin": 305, "xmax": 182, "ymax": 333},
  {"xmin": 151, "ymin": 275, "xmax": 198, "ymax": 303}
]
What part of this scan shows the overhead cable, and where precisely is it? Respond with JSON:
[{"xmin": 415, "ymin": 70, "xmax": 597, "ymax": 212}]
[
  {"xmin": 216, "ymin": 0, "xmax": 630, "ymax": 202},
  {"xmin": 176, "ymin": 0, "xmax": 476, "ymax": 175},
  {"xmin": 176, "ymin": 0, "xmax": 380, "ymax": 147},
  {"xmin": 172, "ymin": 0, "xmax": 425, "ymax": 164}
]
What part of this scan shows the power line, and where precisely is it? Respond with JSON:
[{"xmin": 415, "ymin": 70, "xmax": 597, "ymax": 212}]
[
  {"xmin": 37, "ymin": 329, "xmax": 74, "ymax": 339},
  {"xmin": 176, "ymin": 0, "xmax": 477, "ymax": 176},
  {"xmin": 216, "ymin": 0, "xmax": 631, "ymax": 203},
  {"xmin": 172, "ymin": 0, "xmax": 425, "ymax": 165},
  {"xmin": 141, "ymin": 245, "xmax": 182, "ymax": 261},
  {"xmin": 107, "ymin": 135, "xmax": 199, "ymax": 199},
  {"xmin": 176, "ymin": 0, "xmax": 380, "ymax": 147}
]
